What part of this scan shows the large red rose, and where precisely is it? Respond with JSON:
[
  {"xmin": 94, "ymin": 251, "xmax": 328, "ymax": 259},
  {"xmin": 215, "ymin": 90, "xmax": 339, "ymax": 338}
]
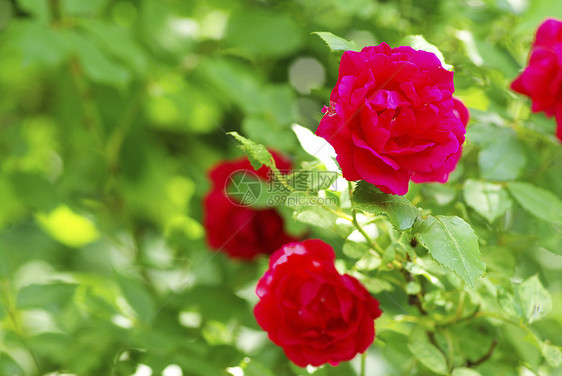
[
  {"xmin": 254, "ymin": 239, "xmax": 382, "ymax": 367},
  {"xmin": 203, "ymin": 153, "xmax": 297, "ymax": 260},
  {"xmin": 511, "ymin": 18, "xmax": 562, "ymax": 142},
  {"xmin": 316, "ymin": 43, "xmax": 468, "ymax": 195}
]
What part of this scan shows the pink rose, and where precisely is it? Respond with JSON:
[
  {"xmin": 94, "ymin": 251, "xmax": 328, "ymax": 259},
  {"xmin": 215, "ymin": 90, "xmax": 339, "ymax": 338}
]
[
  {"xmin": 316, "ymin": 43, "xmax": 468, "ymax": 195},
  {"xmin": 203, "ymin": 153, "xmax": 298, "ymax": 260},
  {"xmin": 254, "ymin": 239, "xmax": 382, "ymax": 367},
  {"xmin": 511, "ymin": 18, "xmax": 562, "ymax": 142}
]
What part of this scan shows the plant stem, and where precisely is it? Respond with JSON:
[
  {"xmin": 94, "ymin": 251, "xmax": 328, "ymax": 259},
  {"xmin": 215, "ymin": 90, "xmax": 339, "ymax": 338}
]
[
  {"xmin": 348, "ymin": 182, "xmax": 386, "ymax": 255},
  {"xmin": 319, "ymin": 202, "xmax": 353, "ymax": 221},
  {"xmin": 360, "ymin": 352, "xmax": 367, "ymax": 376},
  {"xmin": 466, "ymin": 339, "xmax": 497, "ymax": 368}
]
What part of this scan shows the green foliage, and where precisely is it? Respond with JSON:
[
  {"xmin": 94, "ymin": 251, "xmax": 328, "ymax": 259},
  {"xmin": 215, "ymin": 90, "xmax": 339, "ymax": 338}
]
[
  {"xmin": 228, "ymin": 131, "xmax": 277, "ymax": 171},
  {"xmin": 507, "ymin": 182, "xmax": 562, "ymax": 226},
  {"xmin": 313, "ymin": 32, "xmax": 360, "ymax": 52},
  {"xmin": 414, "ymin": 216, "xmax": 485, "ymax": 288},
  {"xmin": 463, "ymin": 179, "xmax": 512, "ymax": 223},
  {"xmin": 517, "ymin": 275, "xmax": 552, "ymax": 324},
  {"xmin": 407, "ymin": 331, "xmax": 449, "ymax": 375},
  {"xmin": 352, "ymin": 181, "xmax": 419, "ymax": 230}
]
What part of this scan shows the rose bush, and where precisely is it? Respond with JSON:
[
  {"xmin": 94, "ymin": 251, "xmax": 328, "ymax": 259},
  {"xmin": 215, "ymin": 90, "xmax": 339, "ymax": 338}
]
[
  {"xmin": 203, "ymin": 153, "xmax": 297, "ymax": 260},
  {"xmin": 316, "ymin": 43, "xmax": 468, "ymax": 195},
  {"xmin": 511, "ymin": 18, "xmax": 562, "ymax": 142},
  {"xmin": 254, "ymin": 239, "xmax": 382, "ymax": 367}
]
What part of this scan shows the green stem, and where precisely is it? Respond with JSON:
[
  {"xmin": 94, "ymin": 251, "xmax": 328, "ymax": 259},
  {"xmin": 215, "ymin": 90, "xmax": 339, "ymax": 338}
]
[
  {"xmin": 360, "ymin": 352, "xmax": 367, "ymax": 376},
  {"xmin": 319, "ymin": 202, "xmax": 353, "ymax": 221},
  {"xmin": 348, "ymin": 182, "xmax": 385, "ymax": 255},
  {"xmin": 351, "ymin": 207, "xmax": 385, "ymax": 255}
]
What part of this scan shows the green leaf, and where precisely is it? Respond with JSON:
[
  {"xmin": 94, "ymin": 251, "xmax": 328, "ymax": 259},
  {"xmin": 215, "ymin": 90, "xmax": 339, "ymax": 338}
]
[
  {"xmin": 17, "ymin": 283, "xmax": 77, "ymax": 313},
  {"xmin": 294, "ymin": 206, "xmax": 337, "ymax": 229},
  {"xmin": 116, "ymin": 274, "xmax": 156, "ymax": 324},
  {"xmin": 406, "ymin": 281, "xmax": 421, "ymax": 295},
  {"xmin": 9, "ymin": 21, "xmax": 69, "ymax": 67},
  {"xmin": 62, "ymin": 30, "xmax": 131, "ymax": 88},
  {"xmin": 463, "ymin": 179, "xmax": 512, "ymax": 223},
  {"xmin": 352, "ymin": 181, "xmax": 419, "ymax": 230},
  {"xmin": 203, "ymin": 58, "xmax": 263, "ymax": 115},
  {"xmin": 80, "ymin": 20, "xmax": 147, "ymax": 74},
  {"xmin": 507, "ymin": 182, "xmax": 562, "ymax": 226},
  {"xmin": 537, "ymin": 222, "xmax": 562, "ymax": 255},
  {"xmin": 242, "ymin": 117, "xmax": 295, "ymax": 152},
  {"xmin": 517, "ymin": 275, "xmax": 552, "ymax": 324},
  {"xmin": 228, "ymin": 132, "xmax": 276, "ymax": 171},
  {"xmin": 478, "ymin": 132, "xmax": 526, "ymax": 181},
  {"xmin": 542, "ymin": 343, "xmax": 562, "ymax": 368},
  {"xmin": 407, "ymin": 331, "xmax": 448, "ymax": 375},
  {"xmin": 0, "ymin": 352, "xmax": 23, "ymax": 376},
  {"xmin": 10, "ymin": 172, "xmax": 59, "ymax": 211},
  {"xmin": 313, "ymin": 32, "xmax": 360, "ymax": 52},
  {"xmin": 402, "ymin": 35, "xmax": 453, "ymax": 70},
  {"xmin": 414, "ymin": 216, "xmax": 485, "ymax": 288},
  {"xmin": 452, "ymin": 368, "xmax": 481, "ymax": 376},
  {"xmin": 343, "ymin": 239, "xmax": 370, "ymax": 259},
  {"xmin": 497, "ymin": 289, "xmax": 522, "ymax": 318}
]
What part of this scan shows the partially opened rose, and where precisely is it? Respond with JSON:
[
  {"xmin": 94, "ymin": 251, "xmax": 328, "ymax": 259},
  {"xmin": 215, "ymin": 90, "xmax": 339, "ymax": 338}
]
[
  {"xmin": 316, "ymin": 43, "xmax": 468, "ymax": 195},
  {"xmin": 511, "ymin": 18, "xmax": 562, "ymax": 142},
  {"xmin": 203, "ymin": 153, "xmax": 297, "ymax": 260},
  {"xmin": 254, "ymin": 239, "xmax": 382, "ymax": 367}
]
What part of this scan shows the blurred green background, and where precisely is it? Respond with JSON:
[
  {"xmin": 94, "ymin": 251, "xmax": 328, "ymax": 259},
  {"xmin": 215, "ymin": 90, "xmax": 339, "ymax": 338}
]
[{"xmin": 0, "ymin": 0, "xmax": 561, "ymax": 375}]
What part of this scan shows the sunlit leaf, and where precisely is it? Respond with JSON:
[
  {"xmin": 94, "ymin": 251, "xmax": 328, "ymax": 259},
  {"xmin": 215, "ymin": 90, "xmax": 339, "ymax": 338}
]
[
  {"xmin": 414, "ymin": 216, "xmax": 485, "ymax": 288},
  {"xmin": 313, "ymin": 32, "xmax": 359, "ymax": 52},
  {"xmin": 352, "ymin": 181, "xmax": 419, "ymax": 230},
  {"xmin": 36, "ymin": 205, "xmax": 100, "ymax": 248},
  {"xmin": 517, "ymin": 275, "xmax": 552, "ymax": 324},
  {"xmin": 463, "ymin": 179, "xmax": 512, "ymax": 223},
  {"xmin": 228, "ymin": 132, "xmax": 276, "ymax": 171}
]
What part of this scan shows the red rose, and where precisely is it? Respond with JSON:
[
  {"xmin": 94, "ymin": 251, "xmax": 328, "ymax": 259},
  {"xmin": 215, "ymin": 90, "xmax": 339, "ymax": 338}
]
[
  {"xmin": 316, "ymin": 43, "xmax": 468, "ymax": 195},
  {"xmin": 254, "ymin": 239, "xmax": 382, "ymax": 367},
  {"xmin": 511, "ymin": 18, "xmax": 562, "ymax": 142},
  {"xmin": 203, "ymin": 153, "xmax": 297, "ymax": 260}
]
